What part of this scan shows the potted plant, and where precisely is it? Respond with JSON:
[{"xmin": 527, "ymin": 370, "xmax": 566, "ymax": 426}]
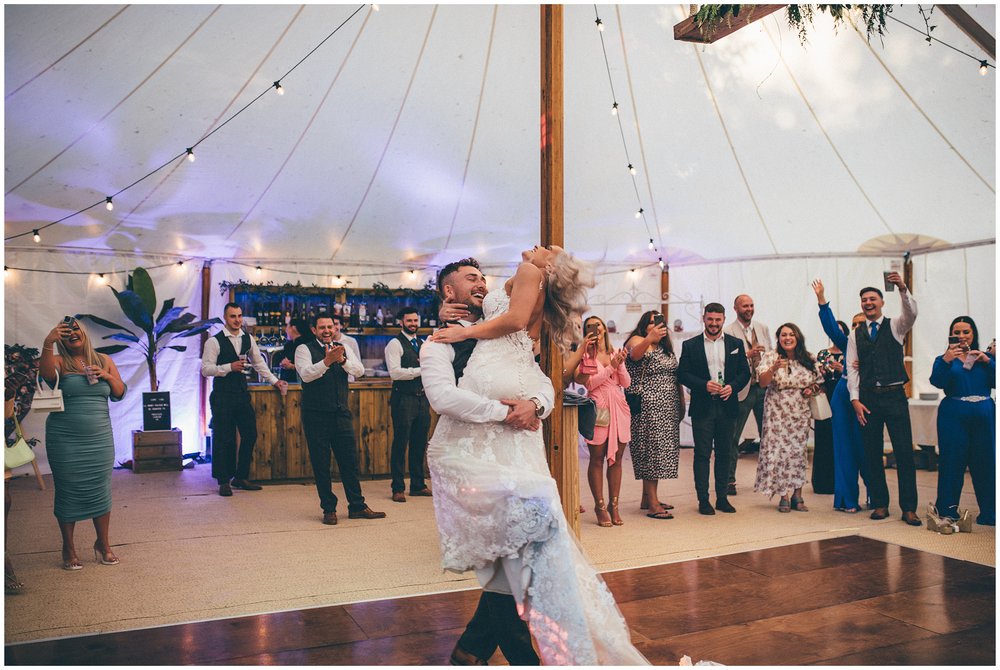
[{"xmin": 77, "ymin": 267, "xmax": 220, "ymax": 432}]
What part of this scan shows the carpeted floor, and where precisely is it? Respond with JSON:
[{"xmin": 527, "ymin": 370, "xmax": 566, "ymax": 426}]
[{"xmin": 4, "ymin": 445, "xmax": 993, "ymax": 644}]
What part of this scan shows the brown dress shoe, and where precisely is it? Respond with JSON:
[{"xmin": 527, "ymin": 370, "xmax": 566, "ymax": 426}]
[
  {"xmin": 409, "ymin": 487, "xmax": 433, "ymax": 497},
  {"xmin": 218, "ymin": 482, "xmax": 233, "ymax": 497},
  {"xmin": 348, "ymin": 507, "xmax": 387, "ymax": 520},
  {"xmin": 902, "ymin": 511, "xmax": 922, "ymax": 526},
  {"xmin": 322, "ymin": 511, "xmax": 338, "ymax": 525},
  {"xmin": 231, "ymin": 479, "xmax": 262, "ymax": 491},
  {"xmin": 449, "ymin": 644, "xmax": 487, "ymax": 666},
  {"xmin": 870, "ymin": 507, "xmax": 890, "ymax": 520},
  {"xmin": 392, "ymin": 492, "xmax": 407, "ymax": 503}
]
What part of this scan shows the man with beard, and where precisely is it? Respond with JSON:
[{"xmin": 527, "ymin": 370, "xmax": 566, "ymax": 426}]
[
  {"xmin": 421, "ymin": 258, "xmax": 552, "ymax": 666},
  {"xmin": 384, "ymin": 306, "xmax": 432, "ymax": 502},
  {"xmin": 678, "ymin": 303, "xmax": 750, "ymax": 516},
  {"xmin": 723, "ymin": 294, "xmax": 771, "ymax": 495}
]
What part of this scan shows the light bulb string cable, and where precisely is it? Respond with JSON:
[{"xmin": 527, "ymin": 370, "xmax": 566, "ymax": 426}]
[
  {"xmin": 885, "ymin": 12, "xmax": 994, "ymax": 68},
  {"xmin": 4, "ymin": 3, "xmax": 368, "ymax": 243}
]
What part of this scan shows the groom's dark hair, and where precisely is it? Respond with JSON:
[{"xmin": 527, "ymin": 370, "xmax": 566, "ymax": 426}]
[{"xmin": 436, "ymin": 257, "xmax": 481, "ymax": 297}]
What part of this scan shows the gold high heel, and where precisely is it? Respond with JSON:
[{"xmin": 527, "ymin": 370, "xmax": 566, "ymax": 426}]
[
  {"xmin": 594, "ymin": 500, "xmax": 612, "ymax": 528},
  {"xmin": 609, "ymin": 497, "xmax": 624, "ymax": 526}
]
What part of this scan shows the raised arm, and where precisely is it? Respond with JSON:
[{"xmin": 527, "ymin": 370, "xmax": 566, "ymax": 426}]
[{"xmin": 431, "ymin": 263, "xmax": 543, "ymax": 344}]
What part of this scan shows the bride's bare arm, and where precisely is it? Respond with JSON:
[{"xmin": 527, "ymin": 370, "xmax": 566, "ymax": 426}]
[{"xmin": 431, "ymin": 262, "xmax": 542, "ymax": 344}]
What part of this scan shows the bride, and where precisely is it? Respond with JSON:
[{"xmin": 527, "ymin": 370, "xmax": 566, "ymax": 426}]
[{"xmin": 429, "ymin": 245, "xmax": 648, "ymax": 665}]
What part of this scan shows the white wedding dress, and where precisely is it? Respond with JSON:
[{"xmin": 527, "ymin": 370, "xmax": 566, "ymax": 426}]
[{"xmin": 427, "ymin": 289, "xmax": 648, "ymax": 666}]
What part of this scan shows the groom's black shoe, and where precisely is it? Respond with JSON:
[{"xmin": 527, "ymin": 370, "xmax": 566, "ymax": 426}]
[{"xmin": 450, "ymin": 644, "xmax": 488, "ymax": 666}]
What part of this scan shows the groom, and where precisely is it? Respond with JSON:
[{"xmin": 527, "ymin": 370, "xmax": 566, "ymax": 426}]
[{"xmin": 421, "ymin": 257, "xmax": 553, "ymax": 666}]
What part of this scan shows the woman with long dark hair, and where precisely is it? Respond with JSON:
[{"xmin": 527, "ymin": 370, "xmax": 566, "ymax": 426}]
[
  {"xmin": 930, "ymin": 316, "xmax": 994, "ymax": 526},
  {"xmin": 624, "ymin": 310, "xmax": 683, "ymax": 520},
  {"xmin": 754, "ymin": 323, "xmax": 824, "ymax": 513}
]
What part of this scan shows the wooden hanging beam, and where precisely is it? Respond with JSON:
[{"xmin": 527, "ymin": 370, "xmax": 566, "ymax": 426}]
[
  {"xmin": 674, "ymin": 5, "xmax": 785, "ymax": 43},
  {"xmin": 937, "ymin": 5, "xmax": 995, "ymax": 61}
]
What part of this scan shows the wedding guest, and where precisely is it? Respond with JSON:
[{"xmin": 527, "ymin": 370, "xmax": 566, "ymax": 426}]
[
  {"xmin": 39, "ymin": 318, "xmax": 127, "ymax": 569},
  {"xmin": 625, "ymin": 311, "xmax": 683, "ymax": 520},
  {"xmin": 274, "ymin": 318, "xmax": 314, "ymax": 382},
  {"xmin": 577, "ymin": 316, "xmax": 631, "ymax": 526},
  {"xmin": 811, "ymin": 322, "xmax": 847, "ymax": 495},
  {"xmin": 754, "ymin": 323, "xmax": 824, "ymax": 513},
  {"xmin": 930, "ymin": 316, "xmax": 994, "ymax": 526}
]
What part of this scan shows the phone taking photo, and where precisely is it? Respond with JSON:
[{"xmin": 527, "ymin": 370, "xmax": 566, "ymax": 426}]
[{"xmin": 948, "ymin": 336, "xmax": 960, "ymax": 345}]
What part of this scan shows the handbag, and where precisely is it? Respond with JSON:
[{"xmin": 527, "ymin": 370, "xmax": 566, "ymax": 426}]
[
  {"xmin": 32, "ymin": 369, "xmax": 64, "ymax": 413},
  {"xmin": 5, "ymin": 415, "xmax": 36, "ymax": 469},
  {"xmin": 595, "ymin": 407, "xmax": 611, "ymax": 427},
  {"xmin": 624, "ymin": 355, "xmax": 648, "ymax": 416},
  {"xmin": 809, "ymin": 392, "xmax": 832, "ymax": 421}
]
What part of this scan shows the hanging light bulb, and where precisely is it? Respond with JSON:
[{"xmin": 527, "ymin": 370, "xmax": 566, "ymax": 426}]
[
  {"xmin": 627, "ymin": 163, "xmax": 636, "ymax": 175},
  {"xmin": 273, "ymin": 81, "xmax": 284, "ymax": 95},
  {"xmin": 372, "ymin": 4, "xmax": 380, "ymax": 11},
  {"xmin": 595, "ymin": 18, "xmax": 604, "ymax": 31},
  {"xmin": 105, "ymin": 197, "xmax": 114, "ymax": 211},
  {"xmin": 611, "ymin": 102, "xmax": 619, "ymax": 116},
  {"xmin": 635, "ymin": 207, "xmax": 644, "ymax": 219},
  {"xmin": 628, "ymin": 268, "xmax": 637, "ymax": 281},
  {"xmin": 648, "ymin": 238, "xmax": 654, "ymax": 250},
  {"xmin": 176, "ymin": 260, "xmax": 185, "ymax": 269},
  {"xmin": 32, "ymin": 230, "xmax": 41, "ymax": 243},
  {"xmin": 658, "ymin": 258, "xmax": 665, "ymax": 270},
  {"xmin": 980, "ymin": 60, "xmax": 989, "ymax": 76},
  {"xmin": 3, "ymin": 266, "xmax": 9, "ymax": 278},
  {"xmin": 186, "ymin": 148, "xmax": 196, "ymax": 162},
  {"xmin": 255, "ymin": 265, "xmax": 262, "ymax": 276}
]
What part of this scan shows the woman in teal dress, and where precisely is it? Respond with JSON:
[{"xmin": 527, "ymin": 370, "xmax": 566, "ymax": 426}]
[{"xmin": 40, "ymin": 318, "xmax": 126, "ymax": 570}]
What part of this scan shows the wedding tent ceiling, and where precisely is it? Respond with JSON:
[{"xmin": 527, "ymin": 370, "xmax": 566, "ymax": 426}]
[{"xmin": 4, "ymin": 4, "xmax": 996, "ymax": 271}]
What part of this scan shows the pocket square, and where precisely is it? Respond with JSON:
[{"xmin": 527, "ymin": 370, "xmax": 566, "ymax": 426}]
[{"xmin": 730, "ymin": 349, "xmax": 739, "ymax": 355}]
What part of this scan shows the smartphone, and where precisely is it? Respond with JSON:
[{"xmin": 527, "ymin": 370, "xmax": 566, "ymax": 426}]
[
  {"xmin": 585, "ymin": 322, "xmax": 600, "ymax": 337},
  {"xmin": 882, "ymin": 272, "xmax": 895, "ymax": 292},
  {"xmin": 652, "ymin": 314, "xmax": 666, "ymax": 327},
  {"xmin": 948, "ymin": 336, "xmax": 960, "ymax": 345},
  {"xmin": 62, "ymin": 315, "xmax": 75, "ymax": 325}
]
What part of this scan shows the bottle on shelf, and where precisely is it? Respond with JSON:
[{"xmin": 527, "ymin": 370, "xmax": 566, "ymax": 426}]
[
  {"xmin": 358, "ymin": 301, "xmax": 368, "ymax": 327},
  {"xmin": 375, "ymin": 306, "xmax": 384, "ymax": 327},
  {"xmin": 427, "ymin": 304, "xmax": 437, "ymax": 328}
]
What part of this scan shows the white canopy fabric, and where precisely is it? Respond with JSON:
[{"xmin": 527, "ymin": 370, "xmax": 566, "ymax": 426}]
[{"xmin": 4, "ymin": 4, "xmax": 996, "ymax": 465}]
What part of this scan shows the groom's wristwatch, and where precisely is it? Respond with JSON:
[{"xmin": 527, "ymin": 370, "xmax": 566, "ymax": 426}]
[{"xmin": 529, "ymin": 397, "xmax": 544, "ymax": 417}]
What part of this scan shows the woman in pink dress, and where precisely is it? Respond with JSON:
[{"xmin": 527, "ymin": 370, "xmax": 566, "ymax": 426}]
[{"xmin": 577, "ymin": 316, "xmax": 631, "ymax": 527}]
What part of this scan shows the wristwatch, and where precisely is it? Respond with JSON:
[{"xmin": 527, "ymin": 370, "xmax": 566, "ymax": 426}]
[{"xmin": 529, "ymin": 397, "xmax": 544, "ymax": 417}]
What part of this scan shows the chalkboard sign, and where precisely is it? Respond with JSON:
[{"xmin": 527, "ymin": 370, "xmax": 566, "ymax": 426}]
[{"xmin": 142, "ymin": 392, "xmax": 172, "ymax": 431}]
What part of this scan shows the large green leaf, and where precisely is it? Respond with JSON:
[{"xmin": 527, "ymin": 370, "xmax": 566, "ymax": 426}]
[
  {"xmin": 153, "ymin": 307, "xmax": 186, "ymax": 338},
  {"xmin": 104, "ymin": 333, "xmax": 141, "ymax": 344},
  {"xmin": 165, "ymin": 345, "xmax": 187, "ymax": 352},
  {"xmin": 95, "ymin": 344, "xmax": 130, "ymax": 355},
  {"xmin": 110, "ymin": 287, "xmax": 153, "ymax": 332},
  {"xmin": 155, "ymin": 297, "xmax": 176, "ymax": 324},
  {"xmin": 162, "ymin": 312, "xmax": 197, "ymax": 333},
  {"xmin": 130, "ymin": 267, "xmax": 157, "ymax": 318},
  {"xmin": 175, "ymin": 321, "xmax": 218, "ymax": 337},
  {"xmin": 75, "ymin": 313, "xmax": 135, "ymax": 336}
]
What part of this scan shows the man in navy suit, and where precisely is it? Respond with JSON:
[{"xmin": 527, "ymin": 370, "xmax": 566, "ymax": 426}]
[{"xmin": 678, "ymin": 303, "xmax": 751, "ymax": 516}]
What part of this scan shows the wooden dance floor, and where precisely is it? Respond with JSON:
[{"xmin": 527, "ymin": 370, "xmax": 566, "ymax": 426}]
[{"xmin": 5, "ymin": 536, "xmax": 994, "ymax": 665}]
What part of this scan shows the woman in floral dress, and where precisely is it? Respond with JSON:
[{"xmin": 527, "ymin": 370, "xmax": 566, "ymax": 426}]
[{"xmin": 754, "ymin": 323, "xmax": 824, "ymax": 512}]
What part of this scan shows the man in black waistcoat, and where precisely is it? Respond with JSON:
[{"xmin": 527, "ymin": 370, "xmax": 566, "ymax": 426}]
[
  {"xmin": 295, "ymin": 314, "xmax": 385, "ymax": 525},
  {"xmin": 384, "ymin": 307, "xmax": 432, "ymax": 503},
  {"xmin": 677, "ymin": 303, "xmax": 750, "ymax": 516},
  {"xmin": 845, "ymin": 272, "xmax": 921, "ymax": 526},
  {"xmin": 422, "ymin": 258, "xmax": 552, "ymax": 666},
  {"xmin": 201, "ymin": 303, "xmax": 288, "ymax": 497}
]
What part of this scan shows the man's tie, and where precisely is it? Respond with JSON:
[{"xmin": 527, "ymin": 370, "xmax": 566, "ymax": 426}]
[
  {"xmin": 411, "ymin": 337, "xmax": 421, "ymax": 352},
  {"xmin": 869, "ymin": 322, "xmax": 878, "ymax": 341}
]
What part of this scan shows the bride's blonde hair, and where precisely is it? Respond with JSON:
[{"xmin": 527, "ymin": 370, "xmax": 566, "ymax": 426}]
[{"xmin": 544, "ymin": 251, "xmax": 595, "ymax": 353}]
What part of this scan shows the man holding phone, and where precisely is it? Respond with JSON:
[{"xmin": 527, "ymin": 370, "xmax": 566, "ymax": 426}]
[
  {"xmin": 846, "ymin": 272, "xmax": 920, "ymax": 526},
  {"xmin": 295, "ymin": 314, "xmax": 385, "ymax": 525}
]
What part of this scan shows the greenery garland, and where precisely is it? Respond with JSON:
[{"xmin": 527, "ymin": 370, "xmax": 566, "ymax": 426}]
[{"xmin": 692, "ymin": 4, "xmax": 894, "ymax": 44}]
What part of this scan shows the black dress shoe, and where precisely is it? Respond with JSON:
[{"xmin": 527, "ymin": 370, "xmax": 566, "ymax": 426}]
[
  {"xmin": 409, "ymin": 487, "xmax": 433, "ymax": 497},
  {"xmin": 901, "ymin": 511, "xmax": 922, "ymax": 526},
  {"xmin": 218, "ymin": 482, "xmax": 233, "ymax": 497},
  {"xmin": 715, "ymin": 499, "xmax": 736, "ymax": 513},
  {"xmin": 870, "ymin": 507, "xmax": 890, "ymax": 520},
  {"xmin": 726, "ymin": 482, "xmax": 737, "ymax": 496},
  {"xmin": 322, "ymin": 511, "xmax": 338, "ymax": 525},
  {"xmin": 698, "ymin": 500, "xmax": 716, "ymax": 515},
  {"xmin": 231, "ymin": 479, "xmax": 262, "ymax": 491},
  {"xmin": 348, "ymin": 507, "xmax": 387, "ymax": 520},
  {"xmin": 449, "ymin": 644, "xmax": 487, "ymax": 666}
]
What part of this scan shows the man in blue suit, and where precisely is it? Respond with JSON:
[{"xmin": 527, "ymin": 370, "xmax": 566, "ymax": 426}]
[{"xmin": 678, "ymin": 303, "xmax": 751, "ymax": 516}]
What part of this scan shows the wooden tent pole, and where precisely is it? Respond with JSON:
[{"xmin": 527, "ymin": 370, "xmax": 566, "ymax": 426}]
[
  {"xmin": 903, "ymin": 255, "xmax": 913, "ymax": 398},
  {"xmin": 540, "ymin": 5, "xmax": 579, "ymax": 536},
  {"xmin": 661, "ymin": 267, "xmax": 670, "ymax": 322},
  {"xmin": 200, "ymin": 261, "xmax": 212, "ymax": 441}
]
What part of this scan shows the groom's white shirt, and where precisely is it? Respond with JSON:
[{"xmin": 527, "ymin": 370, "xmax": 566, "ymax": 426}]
[{"xmin": 421, "ymin": 319, "xmax": 555, "ymax": 422}]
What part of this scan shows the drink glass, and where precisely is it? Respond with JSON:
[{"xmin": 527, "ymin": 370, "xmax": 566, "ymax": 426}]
[
  {"xmin": 239, "ymin": 354, "xmax": 252, "ymax": 376},
  {"xmin": 84, "ymin": 365, "xmax": 99, "ymax": 385}
]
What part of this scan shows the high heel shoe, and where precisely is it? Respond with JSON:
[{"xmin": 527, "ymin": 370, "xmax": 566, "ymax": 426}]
[
  {"xmin": 93, "ymin": 544, "xmax": 120, "ymax": 566},
  {"xmin": 956, "ymin": 508, "xmax": 974, "ymax": 533},
  {"xmin": 594, "ymin": 500, "xmax": 612, "ymax": 528},
  {"xmin": 62, "ymin": 551, "xmax": 83, "ymax": 571},
  {"xmin": 608, "ymin": 497, "xmax": 624, "ymax": 526}
]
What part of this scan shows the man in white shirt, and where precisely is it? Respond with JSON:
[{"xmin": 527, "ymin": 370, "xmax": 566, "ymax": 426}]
[
  {"xmin": 201, "ymin": 302, "xmax": 288, "ymax": 497},
  {"xmin": 845, "ymin": 272, "xmax": 920, "ymax": 526},
  {"xmin": 330, "ymin": 314, "xmax": 362, "ymax": 382},
  {"xmin": 295, "ymin": 315, "xmax": 385, "ymax": 525},
  {"xmin": 723, "ymin": 294, "xmax": 771, "ymax": 495},
  {"xmin": 384, "ymin": 307, "xmax": 432, "ymax": 502},
  {"xmin": 422, "ymin": 258, "xmax": 551, "ymax": 666}
]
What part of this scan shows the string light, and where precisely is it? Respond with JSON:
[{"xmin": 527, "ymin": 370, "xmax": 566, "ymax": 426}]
[
  {"xmin": 595, "ymin": 17, "xmax": 604, "ymax": 31},
  {"xmin": 255, "ymin": 265, "xmax": 262, "ymax": 275},
  {"xmin": 3, "ymin": 266, "xmax": 8, "ymax": 278},
  {"xmin": 627, "ymin": 163, "xmax": 636, "ymax": 175},
  {"xmin": 610, "ymin": 101, "xmax": 619, "ymax": 116},
  {"xmin": 658, "ymin": 258, "xmax": 665, "ymax": 270},
  {"xmin": 635, "ymin": 208, "xmax": 644, "ymax": 219},
  {"xmin": 648, "ymin": 238, "xmax": 654, "ymax": 250},
  {"xmin": 980, "ymin": 60, "xmax": 989, "ymax": 76},
  {"xmin": 273, "ymin": 81, "xmax": 284, "ymax": 95},
  {"xmin": 186, "ymin": 148, "xmax": 196, "ymax": 162},
  {"xmin": 32, "ymin": 230, "xmax": 41, "ymax": 243},
  {"xmin": 97, "ymin": 273, "xmax": 107, "ymax": 284},
  {"xmin": 372, "ymin": 4, "xmax": 380, "ymax": 11},
  {"xmin": 105, "ymin": 197, "xmax": 114, "ymax": 211}
]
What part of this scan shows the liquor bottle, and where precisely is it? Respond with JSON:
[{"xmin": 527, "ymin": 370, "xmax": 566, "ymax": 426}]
[
  {"xmin": 427, "ymin": 303, "xmax": 437, "ymax": 328},
  {"xmin": 375, "ymin": 306, "xmax": 384, "ymax": 327},
  {"xmin": 344, "ymin": 301, "xmax": 354, "ymax": 328},
  {"xmin": 358, "ymin": 301, "xmax": 368, "ymax": 327}
]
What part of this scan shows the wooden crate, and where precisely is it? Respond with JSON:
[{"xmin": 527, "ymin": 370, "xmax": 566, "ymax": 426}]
[{"xmin": 132, "ymin": 429, "xmax": 182, "ymax": 473}]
